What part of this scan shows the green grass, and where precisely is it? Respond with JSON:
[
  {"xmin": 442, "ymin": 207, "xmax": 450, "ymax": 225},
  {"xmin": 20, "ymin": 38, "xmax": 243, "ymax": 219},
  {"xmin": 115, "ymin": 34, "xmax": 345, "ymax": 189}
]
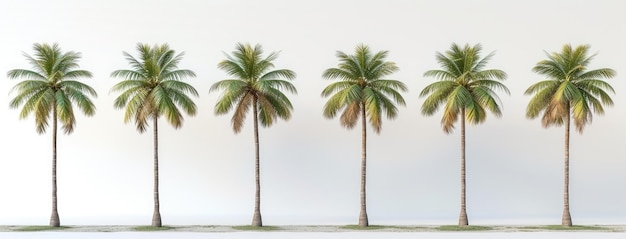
[
  {"xmin": 341, "ymin": 225, "xmax": 388, "ymax": 230},
  {"xmin": 232, "ymin": 225, "xmax": 281, "ymax": 231},
  {"xmin": 436, "ymin": 225, "xmax": 493, "ymax": 231},
  {"xmin": 15, "ymin": 226, "xmax": 71, "ymax": 232},
  {"xmin": 521, "ymin": 225, "xmax": 608, "ymax": 231},
  {"xmin": 340, "ymin": 225, "xmax": 419, "ymax": 230},
  {"xmin": 132, "ymin": 226, "xmax": 176, "ymax": 231}
]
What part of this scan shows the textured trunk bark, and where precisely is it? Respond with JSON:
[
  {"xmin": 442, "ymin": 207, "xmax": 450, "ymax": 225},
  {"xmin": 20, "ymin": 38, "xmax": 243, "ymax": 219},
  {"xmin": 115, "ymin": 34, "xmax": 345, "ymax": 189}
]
[
  {"xmin": 152, "ymin": 117, "xmax": 162, "ymax": 227},
  {"xmin": 562, "ymin": 109, "xmax": 572, "ymax": 226},
  {"xmin": 251, "ymin": 96, "xmax": 263, "ymax": 227},
  {"xmin": 458, "ymin": 108, "xmax": 468, "ymax": 226},
  {"xmin": 358, "ymin": 104, "xmax": 369, "ymax": 227},
  {"xmin": 50, "ymin": 104, "xmax": 60, "ymax": 227}
]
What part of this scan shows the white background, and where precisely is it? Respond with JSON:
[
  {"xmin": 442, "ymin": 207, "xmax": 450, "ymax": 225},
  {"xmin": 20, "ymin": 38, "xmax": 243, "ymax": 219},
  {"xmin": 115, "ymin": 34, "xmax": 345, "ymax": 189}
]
[{"xmin": 1, "ymin": 0, "xmax": 625, "ymax": 226}]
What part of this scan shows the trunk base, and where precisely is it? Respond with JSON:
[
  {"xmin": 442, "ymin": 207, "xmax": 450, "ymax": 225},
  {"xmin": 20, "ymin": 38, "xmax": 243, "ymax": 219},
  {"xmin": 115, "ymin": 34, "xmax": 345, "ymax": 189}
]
[
  {"xmin": 251, "ymin": 211, "xmax": 262, "ymax": 226},
  {"xmin": 562, "ymin": 208, "xmax": 572, "ymax": 226},
  {"xmin": 152, "ymin": 211, "xmax": 162, "ymax": 227},
  {"xmin": 49, "ymin": 210, "xmax": 60, "ymax": 227},
  {"xmin": 358, "ymin": 209, "xmax": 369, "ymax": 227},
  {"xmin": 458, "ymin": 209, "xmax": 468, "ymax": 226}
]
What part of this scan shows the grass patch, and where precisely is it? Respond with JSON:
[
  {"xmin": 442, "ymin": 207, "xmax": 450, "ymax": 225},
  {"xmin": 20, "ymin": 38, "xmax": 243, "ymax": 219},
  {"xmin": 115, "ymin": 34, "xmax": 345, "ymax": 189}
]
[
  {"xmin": 15, "ymin": 226, "xmax": 71, "ymax": 232},
  {"xmin": 521, "ymin": 225, "xmax": 608, "ymax": 231},
  {"xmin": 436, "ymin": 225, "xmax": 493, "ymax": 231},
  {"xmin": 232, "ymin": 225, "xmax": 281, "ymax": 231},
  {"xmin": 340, "ymin": 225, "xmax": 412, "ymax": 230},
  {"xmin": 132, "ymin": 226, "xmax": 176, "ymax": 231}
]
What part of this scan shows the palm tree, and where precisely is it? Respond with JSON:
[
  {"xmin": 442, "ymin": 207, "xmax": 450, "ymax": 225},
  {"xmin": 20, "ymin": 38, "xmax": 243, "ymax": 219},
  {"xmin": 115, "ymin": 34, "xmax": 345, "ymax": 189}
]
[
  {"xmin": 525, "ymin": 44, "xmax": 615, "ymax": 226},
  {"xmin": 110, "ymin": 43, "xmax": 198, "ymax": 227},
  {"xmin": 321, "ymin": 44, "xmax": 407, "ymax": 227},
  {"xmin": 419, "ymin": 43, "xmax": 509, "ymax": 226},
  {"xmin": 209, "ymin": 43, "xmax": 297, "ymax": 227},
  {"xmin": 8, "ymin": 43, "xmax": 97, "ymax": 227}
]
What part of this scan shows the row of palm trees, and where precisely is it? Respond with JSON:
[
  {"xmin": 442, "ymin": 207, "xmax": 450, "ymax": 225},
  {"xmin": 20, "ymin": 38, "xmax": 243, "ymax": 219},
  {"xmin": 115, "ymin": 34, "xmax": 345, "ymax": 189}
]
[{"xmin": 7, "ymin": 42, "xmax": 615, "ymax": 228}]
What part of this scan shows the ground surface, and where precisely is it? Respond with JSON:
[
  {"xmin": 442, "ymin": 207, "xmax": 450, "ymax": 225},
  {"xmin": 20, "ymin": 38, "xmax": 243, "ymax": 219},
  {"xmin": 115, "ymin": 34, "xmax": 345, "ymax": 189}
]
[{"xmin": 1, "ymin": 224, "xmax": 626, "ymax": 232}]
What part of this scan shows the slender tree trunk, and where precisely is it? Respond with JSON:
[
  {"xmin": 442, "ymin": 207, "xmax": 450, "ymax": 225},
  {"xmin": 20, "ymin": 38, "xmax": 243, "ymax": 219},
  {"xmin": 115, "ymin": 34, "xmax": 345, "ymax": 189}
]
[
  {"xmin": 458, "ymin": 109, "xmax": 468, "ymax": 226},
  {"xmin": 251, "ymin": 97, "xmax": 263, "ymax": 226},
  {"xmin": 50, "ymin": 104, "xmax": 60, "ymax": 227},
  {"xmin": 358, "ymin": 104, "xmax": 369, "ymax": 227},
  {"xmin": 562, "ymin": 110, "xmax": 572, "ymax": 226},
  {"xmin": 152, "ymin": 117, "xmax": 162, "ymax": 227}
]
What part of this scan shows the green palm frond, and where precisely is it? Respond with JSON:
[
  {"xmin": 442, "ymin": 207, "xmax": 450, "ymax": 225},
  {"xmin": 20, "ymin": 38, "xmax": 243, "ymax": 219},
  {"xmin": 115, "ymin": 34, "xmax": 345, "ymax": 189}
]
[
  {"xmin": 9, "ymin": 80, "xmax": 49, "ymax": 107},
  {"xmin": 321, "ymin": 81, "xmax": 356, "ymax": 97},
  {"xmin": 8, "ymin": 43, "xmax": 96, "ymax": 135},
  {"xmin": 370, "ymin": 79, "xmax": 408, "ymax": 106},
  {"xmin": 55, "ymin": 90, "xmax": 76, "ymax": 134},
  {"xmin": 420, "ymin": 81, "xmax": 457, "ymax": 116},
  {"xmin": 111, "ymin": 81, "xmax": 150, "ymax": 109},
  {"xmin": 420, "ymin": 43, "xmax": 509, "ymax": 133},
  {"xmin": 578, "ymin": 68, "xmax": 616, "ymax": 81},
  {"xmin": 111, "ymin": 43, "xmax": 198, "ymax": 133},
  {"xmin": 214, "ymin": 88, "xmax": 249, "ymax": 116},
  {"xmin": 576, "ymin": 79, "xmax": 614, "ymax": 105},
  {"xmin": 423, "ymin": 69, "xmax": 456, "ymax": 81},
  {"xmin": 471, "ymin": 86, "xmax": 503, "ymax": 117},
  {"xmin": 322, "ymin": 68, "xmax": 357, "ymax": 82},
  {"xmin": 323, "ymin": 86, "xmax": 352, "ymax": 119},
  {"xmin": 111, "ymin": 69, "xmax": 147, "ymax": 81},
  {"xmin": 260, "ymin": 69, "xmax": 296, "ymax": 82},
  {"xmin": 63, "ymin": 83, "xmax": 96, "ymax": 116},
  {"xmin": 163, "ymin": 69, "xmax": 197, "ymax": 81},
  {"xmin": 363, "ymin": 88, "xmax": 382, "ymax": 132},
  {"xmin": 321, "ymin": 44, "xmax": 406, "ymax": 133},
  {"xmin": 7, "ymin": 69, "xmax": 47, "ymax": 81},
  {"xmin": 32, "ymin": 89, "xmax": 54, "ymax": 134},
  {"xmin": 257, "ymin": 94, "xmax": 280, "ymax": 127},
  {"xmin": 123, "ymin": 88, "xmax": 150, "ymax": 125},
  {"xmin": 153, "ymin": 85, "xmax": 184, "ymax": 129},
  {"xmin": 257, "ymin": 78, "xmax": 298, "ymax": 94}
]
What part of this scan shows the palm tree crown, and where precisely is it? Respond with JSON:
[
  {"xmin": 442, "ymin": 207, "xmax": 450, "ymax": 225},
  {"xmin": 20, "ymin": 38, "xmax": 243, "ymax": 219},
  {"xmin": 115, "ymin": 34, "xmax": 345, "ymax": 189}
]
[
  {"xmin": 111, "ymin": 43, "xmax": 198, "ymax": 132},
  {"xmin": 321, "ymin": 44, "xmax": 407, "ymax": 133},
  {"xmin": 525, "ymin": 44, "xmax": 615, "ymax": 132},
  {"xmin": 420, "ymin": 43, "xmax": 509, "ymax": 132},
  {"xmin": 210, "ymin": 43, "xmax": 297, "ymax": 132},
  {"xmin": 9, "ymin": 43, "xmax": 97, "ymax": 133}
]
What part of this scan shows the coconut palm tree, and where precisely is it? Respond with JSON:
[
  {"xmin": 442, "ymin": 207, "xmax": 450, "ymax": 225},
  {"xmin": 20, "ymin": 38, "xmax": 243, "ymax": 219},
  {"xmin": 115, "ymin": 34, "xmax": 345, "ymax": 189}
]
[
  {"xmin": 110, "ymin": 43, "xmax": 198, "ymax": 227},
  {"xmin": 321, "ymin": 44, "xmax": 407, "ymax": 227},
  {"xmin": 419, "ymin": 43, "xmax": 509, "ymax": 226},
  {"xmin": 525, "ymin": 44, "xmax": 615, "ymax": 226},
  {"xmin": 210, "ymin": 43, "xmax": 297, "ymax": 227},
  {"xmin": 8, "ymin": 43, "xmax": 97, "ymax": 227}
]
